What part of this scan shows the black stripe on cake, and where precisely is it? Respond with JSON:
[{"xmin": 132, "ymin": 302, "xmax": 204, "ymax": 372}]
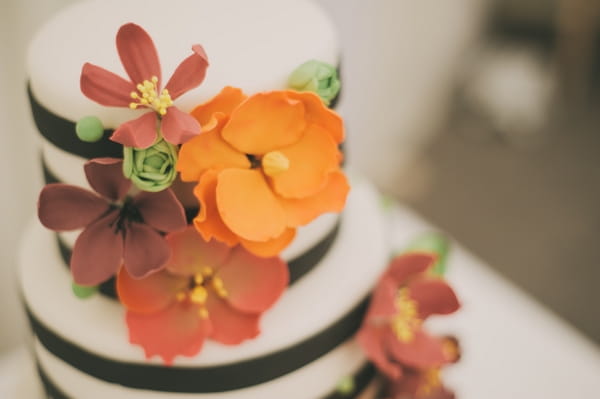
[
  {"xmin": 35, "ymin": 359, "xmax": 375, "ymax": 399},
  {"xmin": 28, "ymin": 76, "xmax": 341, "ymax": 160},
  {"xmin": 26, "ymin": 295, "xmax": 370, "ymax": 393}
]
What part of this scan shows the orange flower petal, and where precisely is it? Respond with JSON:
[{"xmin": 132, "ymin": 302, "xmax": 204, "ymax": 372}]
[
  {"xmin": 286, "ymin": 90, "xmax": 344, "ymax": 143},
  {"xmin": 222, "ymin": 92, "xmax": 306, "ymax": 155},
  {"xmin": 270, "ymin": 124, "xmax": 341, "ymax": 199},
  {"xmin": 192, "ymin": 170, "xmax": 239, "ymax": 246},
  {"xmin": 216, "ymin": 169, "xmax": 287, "ymax": 242},
  {"xmin": 177, "ymin": 125, "xmax": 250, "ymax": 182},
  {"xmin": 190, "ymin": 86, "xmax": 247, "ymax": 126},
  {"xmin": 239, "ymin": 228, "xmax": 296, "ymax": 257},
  {"xmin": 280, "ymin": 171, "xmax": 349, "ymax": 227}
]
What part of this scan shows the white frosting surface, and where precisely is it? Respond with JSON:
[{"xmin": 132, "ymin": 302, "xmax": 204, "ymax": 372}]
[
  {"xmin": 20, "ymin": 178, "xmax": 387, "ymax": 367},
  {"xmin": 35, "ymin": 338, "xmax": 366, "ymax": 399},
  {"xmin": 28, "ymin": 0, "xmax": 339, "ymax": 127}
]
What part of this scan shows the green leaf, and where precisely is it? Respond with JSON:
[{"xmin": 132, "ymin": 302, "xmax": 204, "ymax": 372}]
[{"xmin": 404, "ymin": 233, "xmax": 450, "ymax": 276}]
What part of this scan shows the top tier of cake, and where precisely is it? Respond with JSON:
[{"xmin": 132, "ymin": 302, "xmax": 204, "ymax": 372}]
[{"xmin": 28, "ymin": 0, "xmax": 339, "ymax": 128}]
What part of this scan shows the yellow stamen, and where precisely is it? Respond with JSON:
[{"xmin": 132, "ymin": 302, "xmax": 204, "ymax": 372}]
[
  {"xmin": 128, "ymin": 75, "xmax": 173, "ymax": 116},
  {"xmin": 198, "ymin": 307, "xmax": 209, "ymax": 319},
  {"xmin": 262, "ymin": 151, "xmax": 290, "ymax": 177},
  {"xmin": 417, "ymin": 369, "xmax": 441, "ymax": 397},
  {"xmin": 211, "ymin": 276, "xmax": 228, "ymax": 298},
  {"xmin": 391, "ymin": 288, "xmax": 422, "ymax": 343},
  {"xmin": 201, "ymin": 266, "xmax": 214, "ymax": 277},
  {"xmin": 190, "ymin": 286, "xmax": 208, "ymax": 304},
  {"xmin": 193, "ymin": 273, "xmax": 204, "ymax": 285},
  {"xmin": 175, "ymin": 291, "xmax": 187, "ymax": 302}
]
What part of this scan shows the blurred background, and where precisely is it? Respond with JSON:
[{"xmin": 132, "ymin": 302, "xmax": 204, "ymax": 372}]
[{"xmin": 1, "ymin": 0, "xmax": 598, "ymax": 357}]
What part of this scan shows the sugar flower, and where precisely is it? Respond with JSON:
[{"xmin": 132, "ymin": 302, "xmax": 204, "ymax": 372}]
[
  {"xmin": 357, "ymin": 253, "xmax": 460, "ymax": 380},
  {"xmin": 117, "ymin": 226, "xmax": 288, "ymax": 364},
  {"xmin": 388, "ymin": 367, "xmax": 456, "ymax": 399},
  {"xmin": 38, "ymin": 158, "xmax": 186, "ymax": 285},
  {"xmin": 81, "ymin": 23, "xmax": 209, "ymax": 148},
  {"xmin": 177, "ymin": 87, "xmax": 349, "ymax": 257}
]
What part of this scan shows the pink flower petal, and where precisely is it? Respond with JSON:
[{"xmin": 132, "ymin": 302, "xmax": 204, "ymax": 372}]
[
  {"xmin": 84, "ymin": 158, "xmax": 131, "ymax": 201},
  {"xmin": 70, "ymin": 210, "xmax": 123, "ymax": 285},
  {"xmin": 217, "ymin": 247, "xmax": 288, "ymax": 313},
  {"xmin": 386, "ymin": 253, "xmax": 437, "ymax": 285},
  {"xmin": 116, "ymin": 23, "xmax": 161, "ymax": 86},
  {"xmin": 38, "ymin": 184, "xmax": 107, "ymax": 231},
  {"xmin": 356, "ymin": 324, "xmax": 402, "ymax": 380},
  {"xmin": 385, "ymin": 329, "xmax": 448, "ymax": 370},
  {"xmin": 126, "ymin": 303, "xmax": 212, "ymax": 365},
  {"xmin": 206, "ymin": 294, "xmax": 260, "ymax": 345},
  {"xmin": 409, "ymin": 280, "xmax": 460, "ymax": 320},
  {"xmin": 132, "ymin": 189, "xmax": 186, "ymax": 232},
  {"xmin": 80, "ymin": 63, "xmax": 135, "ymax": 107},
  {"xmin": 110, "ymin": 112, "xmax": 158, "ymax": 148},
  {"xmin": 161, "ymin": 107, "xmax": 201, "ymax": 145},
  {"xmin": 164, "ymin": 227, "xmax": 231, "ymax": 277},
  {"xmin": 366, "ymin": 276, "xmax": 399, "ymax": 319},
  {"xmin": 123, "ymin": 223, "xmax": 170, "ymax": 279},
  {"xmin": 164, "ymin": 44, "xmax": 209, "ymax": 100},
  {"xmin": 117, "ymin": 267, "xmax": 187, "ymax": 314}
]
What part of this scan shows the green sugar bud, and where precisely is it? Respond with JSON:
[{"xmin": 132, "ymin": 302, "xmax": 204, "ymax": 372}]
[
  {"xmin": 75, "ymin": 116, "xmax": 104, "ymax": 142},
  {"xmin": 123, "ymin": 139, "xmax": 178, "ymax": 192},
  {"xmin": 288, "ymin": 60, "xmax": 341, "ymax": 106}
]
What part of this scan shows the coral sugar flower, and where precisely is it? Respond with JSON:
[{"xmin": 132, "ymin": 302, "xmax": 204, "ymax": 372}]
[
  {"xmin": 357, "ymin": 253, "xmax": 460, "ymax": 380},
  {"xmin": 117, "ymin": 226, "xmax": 289, "ymax": 365},
  {"xmin": 177, "ymin": 87, "xmax": 349, "ymax": 257},
  {"xmin": 38, "ymin": 158, "xmax": 187, "ymax": 285},
  {"xmin": 81, "ymin": 23, "xmax": 209, "ymax": 148}
]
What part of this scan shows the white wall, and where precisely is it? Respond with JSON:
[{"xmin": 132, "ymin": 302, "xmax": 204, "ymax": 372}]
[{"xmin": 0, "ymin": 0, "xmax": 485, "ymax": 352}]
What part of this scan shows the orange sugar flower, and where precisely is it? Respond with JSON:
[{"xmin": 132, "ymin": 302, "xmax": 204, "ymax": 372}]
[{"xmin": 177, "ymin": 87, "xmax": 349, "ymax": 257}]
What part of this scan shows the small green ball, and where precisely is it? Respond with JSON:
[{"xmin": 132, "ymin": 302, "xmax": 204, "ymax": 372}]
[
  {"xmin": 76, "ymin": 116, "xmax": 104, "ymax": 143},
  {"xmin": 72, "ymin": 282, "xmax": 98, "ymax": 299}
]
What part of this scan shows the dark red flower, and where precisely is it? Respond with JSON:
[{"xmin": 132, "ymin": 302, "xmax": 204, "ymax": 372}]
[
  {"xmin": 38, "ymin": 158, "xmax": 186, "ymax": 285},
  {"xmin": 357, "ymin": 253, "xmax": 460, "ymax": 380},
  {"xmin": 80, "ymin": 23, "xmax": 209, "ymax": 148}
]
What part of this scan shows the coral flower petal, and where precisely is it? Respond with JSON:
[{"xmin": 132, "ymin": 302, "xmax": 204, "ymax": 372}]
[
  {"xmin": 116, "ymin": 23, "xmax": 161, "ymax": 86},
  {"xmin": 385, "ymin": 329, "xmax": 449, "ymax": 369},
  {"xmin": 387, "ymin": 253, "xmax": 437, "ymax": 285},
  {"xmin": 117, "ymin": 267, "xmax": 187, "ymax": 314},
  {"xmin": 110, "ymin": 112, "xmax": 158, "ymax": 149},
  {"xmin": 80, "ymin": 63, "xmax": 135, "ymax": 107},
  {"xmin": 84, "ymin": 158, "xmax": 131, "ymax": 201},
  {"xmin": 192, "ymin": 170, "xmax": 239, "ymax": 246},
  {"xmin": 133, "ymin": 189, "xmax": 187, "ymax": 233},
  {"xmin": 271, "ymin": 124, "xmax": 341, "ymax": 199},
  {"xmin": 177, "ymin": 127, "xmax": 250, "ymax": 182},
  {"xmin": 222, "ymin": 92, "xmax": 306, "ymax": 155},
  {"xmin": 123, "ymin": 223, "xmax": 171, "ymax": 279},
  {"xmin": 216, "ymin": 169, "xmax": 287, "ymax": 242},
  {"xmin": 161, "ymin": 107, "xmax": 201, "ymax": 145},
  {"xmin": 409, "ymin": 280, "xmax": 460, "ymax": 319},
  {"xmin": 190, "ymin": 86, "xmax": 247, "ymax": 126},
  {"xmin": 70, "ymin": 210, "xmax": 122, "ymax": 286},
  {"xmin": 164, "ymin": 44, "xmax": 209, "ymax": 100},
  {"xmin": 280, "ymin": 171, "xmax": 349, "ymax": 227},
  {"xmin": 239, "ymin": 228, "xmax": 296, "ymax": 258},
  {"xmin": 38, "ymin": 184, "xmax": 107, "ymax": 231},
  {"xmin": 206, "ymin": 295, "xmax": 260, "ymax": 345},
  {"xmin": 285, "ymin": 90, "xmax": 344, "ymax": 143},
  {"xmin": 217, "ymin": 246, "xmax": 288, "ymax": 313},
  {"xmin": 165, "ymin": 226, "xmax": 231, "ymax": 277},
  {"xmin": 357, "ymin": 324, "xmax": 403, "ymax": 380},
  {"xmin": 366, "ymin": 276, "xmax": 400, "ymax": 319},
  {"xmin": 126, "ymin": 303, "xmax": 212, "ymax": 365}
]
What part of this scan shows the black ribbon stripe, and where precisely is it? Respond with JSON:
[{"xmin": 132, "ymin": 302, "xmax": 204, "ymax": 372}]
[
  {"xmin": 26, "ymin": 294, "xmax": 369, "ymax": 393},
  {"xmin": 28, "ymin": 75, "xmax": 341, "ymax": 161},
  {"xmin": 36, "ymin": 360, "xmax": 374, "ymax": 399}
]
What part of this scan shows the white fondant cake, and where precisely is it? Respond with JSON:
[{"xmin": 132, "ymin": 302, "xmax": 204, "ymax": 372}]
[{"xmin": 20, "ymin": 0, "xmax": 392, "ymax": 397}]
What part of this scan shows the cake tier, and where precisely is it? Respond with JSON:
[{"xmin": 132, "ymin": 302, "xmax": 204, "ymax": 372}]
[{"xmin": 20, "ymin": 178, "xmax": 388, "ymax": 398}]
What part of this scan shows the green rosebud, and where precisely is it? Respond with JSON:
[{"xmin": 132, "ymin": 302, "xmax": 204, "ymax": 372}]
[
  {"xmin": 123, "ymin": 139, "xmax": 178, "ymax": 192},
  {"xmin": 288, "ymin": 59, "xmax": 341, "ymax": 106}
]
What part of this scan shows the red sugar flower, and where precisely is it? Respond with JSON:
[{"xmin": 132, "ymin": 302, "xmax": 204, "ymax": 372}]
[
  {"xmin": 38, "ymin": 158, "xmax": 186, "ymax": 285},
  {"xmin": 116, "ymin": 226, "xmax": 289, "ymax": 365},
  {"xmin": 81, "ymin": 23, "xmax": 209, "ymax": 148},
  {"xmin": 357, "ymin": 253, "xmax": 460, "ymax": 380}
]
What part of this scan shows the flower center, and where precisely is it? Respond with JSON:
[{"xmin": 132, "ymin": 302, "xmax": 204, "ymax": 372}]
[
  {"xmin": 261, "ymin": 151, "xmax": 290, "ymax": 177},
  {"xmin": 390, "ymin": 288, "xmax": 422, "ymax": 343},
  {"xmin": 416, "ymin": 369, "xmax": 441, "ymax": 397},
  {"xmin": 175, "ymin": 266, "xmax": 228, "ymax": 319},
  {"xmin": 110, "ymin": 197, "xmax": 144, "ymax": 234},
  {"xmin": 129, "ymin": 76, "xmax": 173, "ymax": 116}
]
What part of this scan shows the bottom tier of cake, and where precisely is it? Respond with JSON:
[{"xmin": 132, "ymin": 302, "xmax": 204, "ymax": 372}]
[{"xmin": 19, "ymin": 178, "xmax": 389, "ymax": 398}]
